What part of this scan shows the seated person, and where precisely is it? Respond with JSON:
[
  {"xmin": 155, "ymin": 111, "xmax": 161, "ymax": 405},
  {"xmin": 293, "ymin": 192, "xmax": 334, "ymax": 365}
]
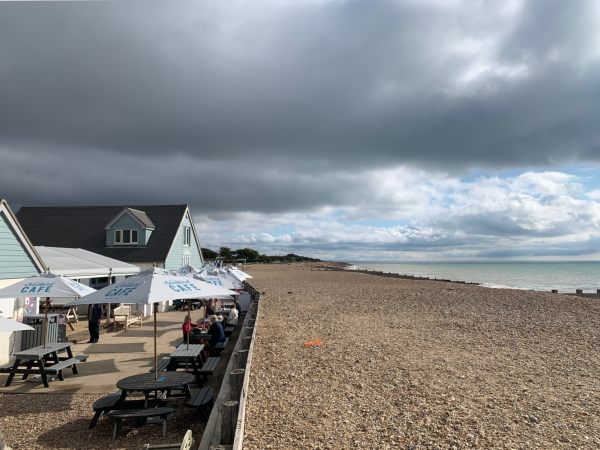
[
  {"xmin": 204, "ymin": 315, "xmax": 226, "ymax": 356},
  {"xmin": 182, "ymin": 315, "xmax": 198, "ymax": 342},
  {"xmin": 233, "ymin": 298, "xmax": 242, "ymax": 315},
  {"xmin": 226, "ymin": 306, "xmax": 239, "ymax": 326}
]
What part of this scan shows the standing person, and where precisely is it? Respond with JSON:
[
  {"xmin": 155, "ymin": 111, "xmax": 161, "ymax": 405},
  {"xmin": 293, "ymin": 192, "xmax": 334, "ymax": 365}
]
[
  {"xmin": 87, "ymin": 303, "xmax": 103, "ymax": 343},
  {"xmin": 205, "ymin": 299, "xmax": 215, "ymax": 317}
]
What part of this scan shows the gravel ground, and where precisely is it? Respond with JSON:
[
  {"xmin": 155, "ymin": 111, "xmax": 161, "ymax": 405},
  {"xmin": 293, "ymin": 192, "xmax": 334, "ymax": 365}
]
[
  {"xmin": 244, "ymin": 263, "xmax": 600, "ymax": 449},
  {"xmin": 0, "ymin": 392, "xmax": 205, "ymax": 449}
]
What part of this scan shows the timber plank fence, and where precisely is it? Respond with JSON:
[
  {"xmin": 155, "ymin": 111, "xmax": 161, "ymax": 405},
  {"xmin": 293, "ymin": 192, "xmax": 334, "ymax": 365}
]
[{"xmin": 199, "ymin": 284, "xmax": 260, "ymax": 450}]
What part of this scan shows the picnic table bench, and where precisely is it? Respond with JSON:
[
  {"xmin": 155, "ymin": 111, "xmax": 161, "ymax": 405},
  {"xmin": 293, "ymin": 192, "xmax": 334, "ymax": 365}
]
[
  {"xmin": 185, "ymin": 387, "xmax": 214, "ymax": 419},
  {"xmin": 45, "ymin": 354, "xmax": 88, "ymax": 380},
  {"xmin": 213, "ymin": 337, "xmax": 228, "ymax": 355},
  {"xmin": 3, "ymin": 342, "xmax": 86, "ymax": 388},
  {"xmin": 89, "ymin": 393, "xmax": 149, "ymax": 429},
  {"xmin": 148, "ymin": 357, "xmax": 172, "ymax": 373},
  {"xmin": 108, "ymin": 407, "xmax": 175, "ymax": 439},
  {"xmin": 198, "ymin": 357, "xmax": 220, "ymax": 380}
]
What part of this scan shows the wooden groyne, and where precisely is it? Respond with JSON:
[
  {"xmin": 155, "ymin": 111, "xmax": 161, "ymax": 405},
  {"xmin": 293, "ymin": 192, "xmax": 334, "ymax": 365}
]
[
  {"xmin": 314, "ymin": 264, "xmax": 479, "ymax": 286},
  {"xmin": 317, "ymin": 264, "xmax": 600, "ymax": 296}
]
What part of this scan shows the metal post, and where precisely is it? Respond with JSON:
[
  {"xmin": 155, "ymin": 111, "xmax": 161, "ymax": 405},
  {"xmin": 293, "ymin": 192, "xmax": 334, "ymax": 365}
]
[
  {"xmin": 106, "ymin": 268, "xmax": 113, "ymax": 329},
  {"xmin": 153, "ymin": 303, "xmax": 158, "ymax": 380},
  {"xmin": 42, "ymin": 297, "xmax": 50, "ymax": 348}
]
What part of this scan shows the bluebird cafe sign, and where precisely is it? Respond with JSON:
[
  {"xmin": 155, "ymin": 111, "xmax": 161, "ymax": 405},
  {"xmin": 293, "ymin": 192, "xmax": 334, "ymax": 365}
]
[
  {"xmin": 20, "ymin": 282, "xmax": 55, "ymax": 294},
  {"xmin": 163, "ymin": 280, "xmax": 204, "ymax": 293},
  {"xmin": 103, "ymin": 280, "xmax": 203, "ymax": 298},
  {"xmin": 20, "ymin": 279, "xmax": 89, "ymax": 295}
]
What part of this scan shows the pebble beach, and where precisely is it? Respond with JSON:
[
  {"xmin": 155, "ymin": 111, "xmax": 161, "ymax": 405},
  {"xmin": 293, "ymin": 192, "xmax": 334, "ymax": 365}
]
[{"xmin": 244, "ymin": 263, "xmax": 600, "ymax": 449}]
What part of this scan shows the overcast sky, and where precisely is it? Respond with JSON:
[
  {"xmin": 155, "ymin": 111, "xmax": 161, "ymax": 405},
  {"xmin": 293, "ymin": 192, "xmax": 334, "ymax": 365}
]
[{"xmin": 2, "ymin": 0, "xmax": 600, "ymax": 261}]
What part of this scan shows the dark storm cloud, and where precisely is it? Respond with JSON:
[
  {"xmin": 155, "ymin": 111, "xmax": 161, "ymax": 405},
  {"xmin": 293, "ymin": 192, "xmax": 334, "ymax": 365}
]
[{"xmin": 1, "ymin": 0, "xmax": 600, "ymax": 214}]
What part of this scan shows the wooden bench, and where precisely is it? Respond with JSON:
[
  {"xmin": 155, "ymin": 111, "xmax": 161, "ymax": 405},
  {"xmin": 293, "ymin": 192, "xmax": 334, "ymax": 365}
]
[
  {"xmin": 198, "ymin": 357, "xmax": 220, "ymax": 379},
  {"xmin": 108, "ymin": 407, "xmax": 175, "ymax": 439},
  {"xmin": 148, "ymin": 357, "xmax": 172, "ymax": 373},
  {"xmin": 45, "ymin": 354, "xmax": 88, "ymax": 380},
  {"xmin": 113, "ymin": 305, "xmax": 143, "ymax": 331},
  {"xmin": 184, "ymin": 387, "xmax": 214, "ymax": 419},
  {"xmin": 89, "ymin": 393, "xmax": 147, "ymax": 429},
  {"xmin": 213, "ymin": 338, "xmax": 228, "ymax": 355}
]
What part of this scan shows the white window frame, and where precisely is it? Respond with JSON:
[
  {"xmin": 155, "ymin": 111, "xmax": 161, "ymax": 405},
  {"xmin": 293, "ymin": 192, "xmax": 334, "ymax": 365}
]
[
  {"xmin": 183, "ymin": 226, "xmax": 191, "ymax": 246},
  {"xmin": 182, "ymin": 254, "xmax": 190, "ymax": 265},
  {"xmin": 114, "ymin": 229, "xmax": 139, "ymax": 245}
]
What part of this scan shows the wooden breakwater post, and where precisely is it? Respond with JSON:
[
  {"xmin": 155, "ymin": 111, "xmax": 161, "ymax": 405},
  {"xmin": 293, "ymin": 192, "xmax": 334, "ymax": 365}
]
[
  {"xmin": 221, "ymin": 401, "xmax": 240, "ymax": 445},
  {"xmin": 234, "ymin": 349, "xmax": 249, "ymax": 370},
  {"xmin": 576, "ymin": 289, "xmax": 583, "ymax": 294},
  {"xmin": 551, "ymin": 289, "xmax": 558, "ymax": 293},
  {"xmin": 230, "ymin": 369, "xmax": 245, "ymax": 401},
  {"xmin": 240, "ymin": 337, "xmax": 252, "ymax": 351}
]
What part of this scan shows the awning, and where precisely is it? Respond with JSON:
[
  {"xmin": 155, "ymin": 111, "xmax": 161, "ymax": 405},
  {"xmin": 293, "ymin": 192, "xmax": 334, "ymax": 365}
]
[{"xmin": 35, "ymin": 246, "xmax": 140, "ymax": 279}]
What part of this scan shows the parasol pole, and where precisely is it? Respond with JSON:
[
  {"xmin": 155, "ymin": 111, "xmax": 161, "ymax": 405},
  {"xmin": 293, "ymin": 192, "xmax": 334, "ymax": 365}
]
[
  {"xmin": 42, "ymin": 296, "xmax": 50, "ymax": 348},
  {"xmin": 186, "ymin": 299, "xmax": 192, "ymax": 350},
  {"xmin": 153, "ymin": 302, "xmax": 158, "ymax": 380},
  {"xmin": 106, "ymin": 268, "xmax": 113, "ymax": 330}
]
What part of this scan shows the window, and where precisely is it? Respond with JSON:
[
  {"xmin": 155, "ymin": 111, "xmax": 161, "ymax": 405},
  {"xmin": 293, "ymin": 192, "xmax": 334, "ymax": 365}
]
[
  {"xmin": 114, "ymin": 229, "xmax": 139, "ymax": 245},
  {"xmin": 183, "ymin": 226, "xmax": 191, "ymax": 246},
  {"xmin": 182, "ymin": 254, "xmax": 190, "ymax": 265}
]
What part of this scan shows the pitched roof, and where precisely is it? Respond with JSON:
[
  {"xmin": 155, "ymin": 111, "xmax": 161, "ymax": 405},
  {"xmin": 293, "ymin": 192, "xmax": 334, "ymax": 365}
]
[
  {"xmin": 105, "ymin": 207, "xmax": 156, "ymax": 230},
  {"xmin": 17, "ymin": 205, "xmax": 188, "ymax": 264}
]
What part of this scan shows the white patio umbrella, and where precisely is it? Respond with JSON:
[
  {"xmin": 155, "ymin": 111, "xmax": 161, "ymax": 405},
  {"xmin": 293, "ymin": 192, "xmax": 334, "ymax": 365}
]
[
  {"xmin": 176, "ymin": 264, "xmax": 203, "ymax": 276},
  {"xmin": 0, "ymin": 273, "xmax": 95, "ymax": 346},
  {"xmin": 0, "ymin": 314, "xmax": 34, "ymax": 332},
  {"xmin": 194, "ymin": 273, "xmax": 240, "ymax": 291},
  {"xmin": 66, "ymin": 268, "xmax": 235, "ymax": 378},
  {"xmin": 227, "ymin": 267, "xmax": 253, "ymax": 281}
]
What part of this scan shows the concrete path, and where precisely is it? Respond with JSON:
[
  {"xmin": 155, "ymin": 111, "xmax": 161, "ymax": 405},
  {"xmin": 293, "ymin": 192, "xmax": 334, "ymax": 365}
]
[{"xmin": 0, "ymin": 309, "xmax": 204, "ymax": 394}]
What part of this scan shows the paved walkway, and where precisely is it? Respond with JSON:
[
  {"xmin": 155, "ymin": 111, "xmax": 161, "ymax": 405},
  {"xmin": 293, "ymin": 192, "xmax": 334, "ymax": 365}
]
[{"xmin": 0, "ymin": 309, "xmax": 205, "ymax": 394}]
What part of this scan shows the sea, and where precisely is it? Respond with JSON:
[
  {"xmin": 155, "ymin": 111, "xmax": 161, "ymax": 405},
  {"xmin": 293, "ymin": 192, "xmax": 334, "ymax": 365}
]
[{"xmin": 347, "ymin": 261, "xmax": 600, "ymax": 294}]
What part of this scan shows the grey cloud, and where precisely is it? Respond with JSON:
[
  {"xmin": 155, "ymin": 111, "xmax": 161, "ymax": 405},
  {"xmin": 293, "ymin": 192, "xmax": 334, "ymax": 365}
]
[
  {"xmin": 2, "ymin": 0, "xmax": 600, "ymax": 263},
  {"xmin": 1, "ymin": 0, "xmax": 600, "ymax": 173}
]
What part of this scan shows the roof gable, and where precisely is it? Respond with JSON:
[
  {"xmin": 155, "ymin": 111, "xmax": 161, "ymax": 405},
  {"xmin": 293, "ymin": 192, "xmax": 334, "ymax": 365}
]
[
  {"xmin": 17, "ymin": 204, "xmax": 188, "ymax": 264},
  {"xmin": 0, "ymin": 199, "xmax": 46, "ymax": 278},
  {"xmin": 105, "ymin": 207, "xmax": 156, "ymax": 230}
]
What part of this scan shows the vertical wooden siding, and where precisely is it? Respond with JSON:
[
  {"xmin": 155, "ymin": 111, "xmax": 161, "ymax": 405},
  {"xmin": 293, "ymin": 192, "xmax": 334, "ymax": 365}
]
[
  {"xmin": 0, "ymin": 212, "xmax": 40, "ymax": 280},
  {"xmin": 164, "ymin": 212, "xmax": 203, "ymax": 269}
]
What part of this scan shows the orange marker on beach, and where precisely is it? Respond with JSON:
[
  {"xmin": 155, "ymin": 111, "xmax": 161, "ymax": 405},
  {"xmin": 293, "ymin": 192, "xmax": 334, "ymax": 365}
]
[{"xmin": 303, "ymin": 339, "xmax": 322, "ymax": 348}]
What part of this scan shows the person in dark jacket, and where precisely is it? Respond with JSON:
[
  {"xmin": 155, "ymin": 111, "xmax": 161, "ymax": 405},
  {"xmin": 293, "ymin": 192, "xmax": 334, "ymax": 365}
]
[
  {"xmin": 205, "ymin": 315, "xmax": 225, "ymax": 356},
  {"xmin": 87, "ymin": 303, "xmax": 103, "ymax": 343},
  {"xmin": 234, "ymin": 298, "xmax": 242, "ymax": 315}
]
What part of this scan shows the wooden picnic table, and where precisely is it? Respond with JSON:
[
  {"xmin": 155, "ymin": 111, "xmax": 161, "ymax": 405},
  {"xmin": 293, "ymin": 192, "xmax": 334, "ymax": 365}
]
[
  {"xmin": 3, "ymin": 342, "xmax": 77, "ymax": 388},
  {"xmin": 170, "ymin": 343, "xmax": 205, "ymax": 383},
  {"xmin": 117, "ymin": 372, "xmax": 195, "ymax": 408}
]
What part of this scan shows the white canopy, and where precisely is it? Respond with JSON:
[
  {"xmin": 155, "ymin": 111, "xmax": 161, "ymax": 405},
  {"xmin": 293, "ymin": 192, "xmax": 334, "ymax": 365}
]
[
  {"xmin": 66, "ymin": 268, "xmax": 234, "ymax": 306},
  {"xmin": 0, "ymin": 272, "xmax": 95, "ymax": 298},
  {"xmin": 35, "ymin": 246, "xmax": 140, "ymax": 279},
  {"xmin": 0, "ymin": 317, "xmax": 34, "ymax": 332}
]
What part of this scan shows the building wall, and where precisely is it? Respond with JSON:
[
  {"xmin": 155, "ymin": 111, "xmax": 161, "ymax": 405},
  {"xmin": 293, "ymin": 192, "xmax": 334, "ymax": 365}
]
[
  {"xmin": 164, "ymin": 212, "xmax": 204, "ymax": 270},
  {"xmin": 0, "ymin": 211, "xmax": 41, "ymax": 280},
  {"xmin": 105, "ymin": 213, "xmax": 148, "ymax": 246}
]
